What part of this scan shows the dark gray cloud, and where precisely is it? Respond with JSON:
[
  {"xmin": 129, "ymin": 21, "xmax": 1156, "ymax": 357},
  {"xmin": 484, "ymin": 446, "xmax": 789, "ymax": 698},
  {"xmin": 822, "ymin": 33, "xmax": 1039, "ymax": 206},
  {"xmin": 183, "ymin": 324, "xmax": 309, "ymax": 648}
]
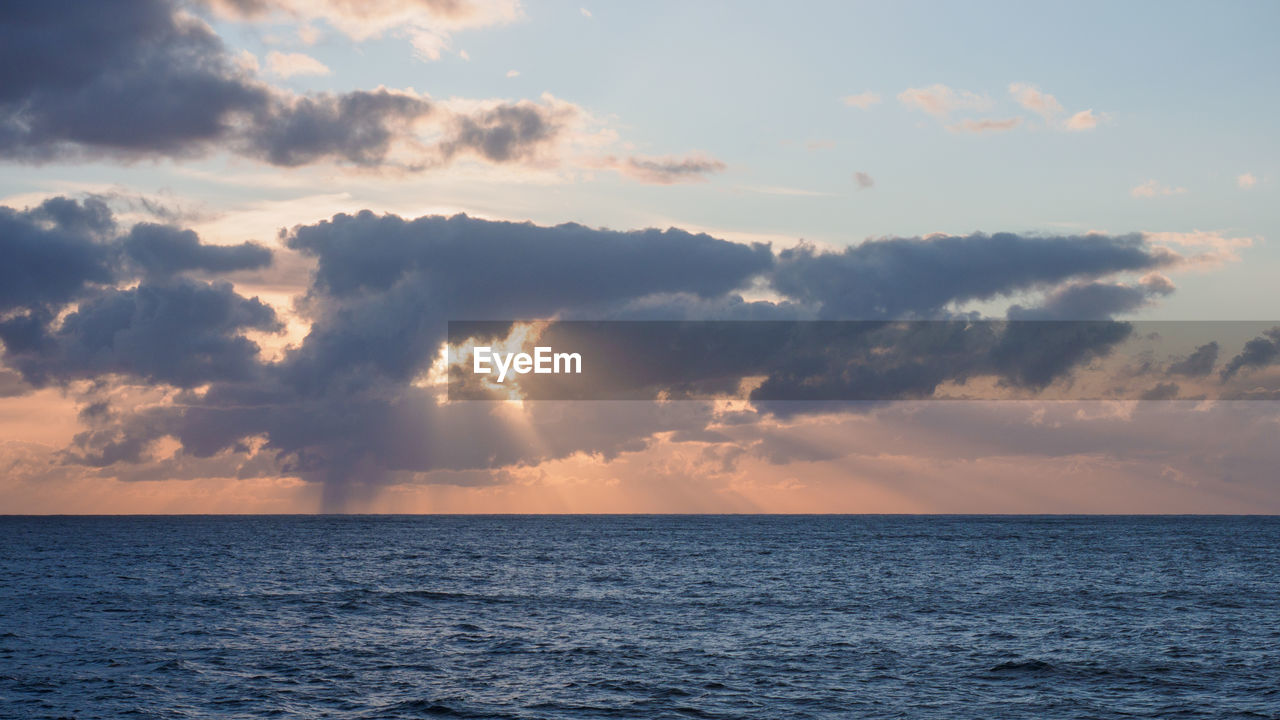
[
  {"xmin": 1, "ymin": 196, "xmax": 271, "ymax": 297},
  {"xmin": 1141, "ymin": 382, "xmax": 1180, "ymax": 401},
  {"xmin": 772, "ymin": 233, "xmax": 1177, "ymax": 319},
  {"xmin": 1168, "ymin": 342, "xmax": 1219, "ymax": 377},
  {"xmin": 280, "ymin": 212, "xmax": 772, "ymax": 389},
  {"xmin": 123, "ymin": 224, "xmax": 272, "ymax": 278},
  {"xmin": 0, "ymin": 2, "xmax": 724, "ymax": 175},
  {"xmin": 0, "ymin": 198, "xmax": 117, "ymax": 311},
  {"xmin": 0, "ymin": 197, "xmax": 281, "ymax": 388},
  {"xmin": 3, "ymin": 202, "xmax": 1226, "ymax": 506},
  {"xmin": 0, "ymin": 279, "xmax": 281, "ymax": 388},
  {"xmin": 0, "ymin": 0, "xmax": 432, "ymax": 166},
  {"xmin": 1221, "ymin": 328, "xmax": 1280, "ymax": 381},
  {"xmin": 1007, "ymin": 276, "xmax": 1175, "ymax": 320},
  {"xmin": 248, "ymin": 90, "xmax": 433, "ymax": 167},
  {"xmin": 0, "ymin": 0, "xmax": 266, "ymax": 160},
  {"xmin": 439, "ymin": 103, "xmax": 563, "ymax": 164}
]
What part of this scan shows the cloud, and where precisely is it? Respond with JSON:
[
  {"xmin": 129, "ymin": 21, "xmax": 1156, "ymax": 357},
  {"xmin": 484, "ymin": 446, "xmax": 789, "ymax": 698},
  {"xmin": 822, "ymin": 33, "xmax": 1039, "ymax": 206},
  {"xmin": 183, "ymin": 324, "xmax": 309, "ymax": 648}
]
[
  {"xmin": 1140, "ymin": 381, "xmax": 1181, "ymax": 401},
  {"xmin": 0, "ymin": 196, "xmax": 273, "ymax": 313},
  {"xmin": 853, "ymin": 172, "xmax": 874, "ymax": 190},
  {"xmin": 580, "ymin": 7, "xmax": 592, "ymax": 17},
  {"xmin": 1142, "ymin": 230, "xmax": 1253, "ymax": 264},
  {"xmin": 1, "ymin": 280, "xmax": 282, "ymax": 389},
  {"xmin": 0, "ymin": 1, "xmax": 632, "ymax": 174},
  {"xmin": 1007, "ymin": 274, "xmax": 1175, "ymax": 320},
  {"xmin": 0, "ymin": 1, "xmax": 709, "ymax": 178},
  {"xmin": 121, "ymin": 224, "xmax": 274, "ymax": 278},
  {"xmin": 1168, "ymin": 342, "xmax": 1219, "ymax": 377},
  {"xmin": 0, "ymin": 197, "xmax": 280, "ymax": 388},
  {"xmin": 842, "ymin": 92, "xmax": 881, "ymax": 109},
  {"xmin": 1009, "ymin": 83, "xmax": 1101, "ymax": 131},
  {"xmin": 1008, "ymin": 82, "xmax": 1062, "ymax": 120},
  {"xmin": 201, "ymin": 0, "xmax": 523, "ymax": 61},
  {"xmin": 947, "ymin": 117, "xmax": 1023, "ymax": 134},
  {"xmin": 609, "ymin": 154, "xmax": 727, "ymax": 185},
  {"xmin": 1221, "ymin": 328, "xmax": 1280, "ymax": 380},
  {"xmin": 0, "ymin": 198, "xmax": 118, "ymax": 312},
  {"xmin": 248, "ymin": 89, "xmax": 434, "ymax": 167},
  {"xmin": 1238, "ymin": 172, "xmax": 1258, "ymax": 189},
  {"xmin": 0, "ymin": 0, "xmax": 433, "ymax": 167},
  {"xmin": 1065, "ymin": 109, "xmax": 1100, "ymax": 131},
  {"xmin": 0, "ymin": 202, "xmax": 1224, "ymax": 507},
  {"xmin": 438, "ymin": 100, "xmax": 571, "ymax": 164},
  {"xmin": 898, "ymin": 84, "xmax": 990, "ymax": 118},
  {"xmin": 898, "ymin": 81, "xmax": 1100, "ymax": 135},
  {"xmin": 265, "ymin": 51, "xmax": 331, "ymax": 78},
  {"xmin": 770, "ymin": 232, "xmax": 1176, "ymax": 319},
  {"xmin": 1131, "ymin": 180, "xmax": 1188, "ymax": 198},
  {"xmin": 505, "ymin": 69, "xmax": 520, "ymax": 78}
]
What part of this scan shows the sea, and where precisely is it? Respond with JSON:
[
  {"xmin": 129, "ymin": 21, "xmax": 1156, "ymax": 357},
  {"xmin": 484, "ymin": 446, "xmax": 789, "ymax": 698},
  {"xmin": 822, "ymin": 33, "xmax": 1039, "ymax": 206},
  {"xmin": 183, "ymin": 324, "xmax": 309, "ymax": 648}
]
[{"xmin": 1, "ymin": 515, "xmax": 1278, "ymax": 719}]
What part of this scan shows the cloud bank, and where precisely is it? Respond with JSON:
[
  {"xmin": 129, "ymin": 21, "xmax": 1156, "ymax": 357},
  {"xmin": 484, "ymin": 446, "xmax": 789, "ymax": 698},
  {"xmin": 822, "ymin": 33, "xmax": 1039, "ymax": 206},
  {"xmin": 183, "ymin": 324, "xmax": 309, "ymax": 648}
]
[{"xmin": 3, "ymin": 197, "xmax": 1238, "ymax": 508}]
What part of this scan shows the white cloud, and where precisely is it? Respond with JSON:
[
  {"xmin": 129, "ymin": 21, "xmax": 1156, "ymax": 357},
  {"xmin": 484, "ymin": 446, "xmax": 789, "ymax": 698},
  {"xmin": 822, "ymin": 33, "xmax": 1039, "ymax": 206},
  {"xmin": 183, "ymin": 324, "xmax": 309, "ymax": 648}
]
[
  {"xmin": 580, "ymin": 7, "xmax": 592, "ymax": 17},
  {"xmin": 506, "ymin": 69, "xmax": 520, "ymax": 78},
  {"xmin": 1238, "ymin": 172, "xmax": 1258, "ymax": 189},
  {"xmin": 947, "ymin": 117, "xmax": 1022, "ymax": 134},
  {"xmin": 265, "ymin": 51, "xmax": 331, "ymax": 78},
  {"xmin": 206, "ymin": 0, "xmax": 525, "ymax": 62},
  {"xmin": 842, "ymin": 91, "xmax": 881, "ymax": 110},
  {"xmin": 898, "ymin": 84, "xmax": 990, "ymax": 118},
  {"xmin": 1008, "ymin": 82, "xmax": 1062, "ymax": 120},
  {"xmin": 1131, "ymin": 180, "xmax": 1187, "ymax": 198},
  {"xmin": 1143, "ymin": 230, "xmax": 1254, "ymax": 265},
  {"xmin": 1064, "ymin": 109, "xmax": 1100, "ymax": 131},
  {"xmin": 1008, "ymin": 83, "xmax": 1102, "ymax": 132}
]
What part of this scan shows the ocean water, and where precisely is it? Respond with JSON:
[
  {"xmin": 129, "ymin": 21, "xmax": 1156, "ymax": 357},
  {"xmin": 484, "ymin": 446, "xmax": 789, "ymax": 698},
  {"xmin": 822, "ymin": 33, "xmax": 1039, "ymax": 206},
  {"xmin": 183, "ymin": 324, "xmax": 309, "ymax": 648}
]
[{"xmin": 1, "ymin": 516, "xmax": 1278, "ymax": 719}]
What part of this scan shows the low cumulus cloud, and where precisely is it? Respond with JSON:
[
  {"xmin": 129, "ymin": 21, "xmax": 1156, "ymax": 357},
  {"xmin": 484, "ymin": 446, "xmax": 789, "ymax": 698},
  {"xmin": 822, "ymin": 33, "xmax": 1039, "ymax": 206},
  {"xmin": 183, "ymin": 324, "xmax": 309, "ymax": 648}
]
[
  {"xmin": 1007, "ymin": 274, "xmax": 1175, "ymax": 321},
  {"xmin": 770, "ymin": 232, "xmax": 1176, "ymax": 319},
  {"xmin": 1168, "ymin": 342, "xmax": 1220, "ymax": 377},
  {"xmin": 0, "ymin": 1, "xmax": 679, "ymax": 179},
  {"xmin": 1221, "ymin": 328, "xmax": 1280, "ymax": 381},
  {"xmin": 1, "ymin": 198, "xmax": 1214, "ymax": 507},
  {"xmin": 0, "ymin": 0, "xmax": 433, "ymax": 167},
  {"xmin": 437, "ymin": 100, "xmax": 570, "ymax": 165},
  {"xmin": 0, "ymin": 197, "xmax": 279, "ymax": 389}
]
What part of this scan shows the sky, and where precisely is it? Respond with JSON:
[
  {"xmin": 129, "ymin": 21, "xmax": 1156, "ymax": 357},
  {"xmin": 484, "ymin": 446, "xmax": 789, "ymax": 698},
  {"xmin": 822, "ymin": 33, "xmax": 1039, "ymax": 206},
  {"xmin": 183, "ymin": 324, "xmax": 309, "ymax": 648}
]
[{"xmin": 1, "ymin": 0, "xmax": 1278, "ymax": 514}]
